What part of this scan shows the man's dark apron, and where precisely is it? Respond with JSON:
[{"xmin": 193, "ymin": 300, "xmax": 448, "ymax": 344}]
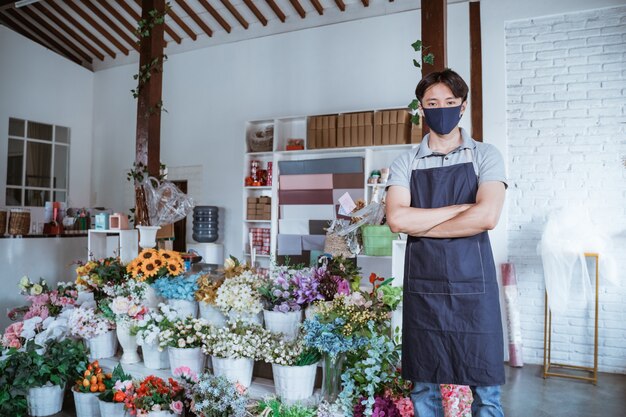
[{"xmin": 401, "ymin": 149, "xmax": 505, "ymax": 386}]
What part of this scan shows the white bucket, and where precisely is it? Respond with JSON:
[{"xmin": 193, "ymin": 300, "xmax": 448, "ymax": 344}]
[
  {"xmin": 116, "ymin": 322, "xmax": 140, "ymax": 364},
  {"xmin": 391, "ymin": 303, "xmax": 403, "ymax": 344},
  {"xmin": 198, "ymin": 302, "xmax": 227, "ymax": 327},
  {"xmin": 168, "ymin": 346, "xmax": 206, "ymax": 376},
  {"xmin": 263, "ymin": 310, "xmax": 302, "ymax": 340},
  {"xmin": 86, "ymin": 329, "xmax": 118, "ymax": 361},
  {"xmin": 73, "ymin": 389, "xmax": 101, "ymax": 417},
  {"xmin": 167, "ymin": 299, "xmax": 198, "ymax": 319},
  {"xmin": 98, "ymin": 400, "xmax": 127, "ymax": 417},
  {"xmin": 145, "ymin": 411, "xmax": 175, "ymax": 417},
  {"xmin": 272, "ymin": 363, "xmax": 318, "ymax": 401},
  {"xmin": 27, "ymin": 384, "xmax": 64, "ymax": 416},
  {"xmin": 211, "ymin": 356, "xmax": 254, "ymax": 388},
  {"xmin": 142, "ymin": 341, "xmax": 170, "ymax": 369}
]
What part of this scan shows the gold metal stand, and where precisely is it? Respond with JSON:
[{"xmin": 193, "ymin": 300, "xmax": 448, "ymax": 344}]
[{"xmin": 543, "ymin": 252, "xmax": 599, "ymax": 384}]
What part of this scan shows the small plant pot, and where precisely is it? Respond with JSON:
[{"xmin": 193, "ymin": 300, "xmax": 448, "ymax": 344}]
[
  {"xmin": 167, "ymin": 299, "xmax": 198, "ymax": 319},
  {"xmin": 198, "ymin": 302, "xmax": 227, "ymax": 327},
  {"xmin": 168, "ymin": 346, "xmax": 206, "ymax": 376},
  {"xmin": 211, "ymin": 356, "xmax": 254, "ymax": 388},
  {"xmin": 73, "ymin": 388, "xmax": 101, "ymax": 417},
  {"xmin": 26, "ymin": 384, "xmax": 64, "ymax": 417},
  {"xmin": 272, "ymin": 363, "xmax": 318, "ymax": 401},
  {"xmin": 98, "ymin": 400, "xmax": 127, "ymax": 417},
  {"xmin": 86, "ymin": 329, "xmax": 118, "ymax": 361},
  {"xmin": 263, "ymin": 310, "xmax": 302, "ymax": 340},
  {"xmin": 142, "ymin": 341, "xmax": 170, "ymax": 370}
]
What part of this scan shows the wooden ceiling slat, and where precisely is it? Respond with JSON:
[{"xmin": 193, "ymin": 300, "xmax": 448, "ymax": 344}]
[
  {"xmin": 310, "ymin": 0, "xmax": 323, "ymax": 15},
  {"xmin": 21, "ymin": 6, "xmax": 93, "ymax": 64},
  {"xmin": 265, "ymin": 0, "xmax": 286, "ymax": 23},
  {"xmin": 99, "ymin": 0, "xmax": 167, "ymax": 48},
  {"xmin": 0, "ymin": 13, "xmax": 65, "ymax": 59},
  {"xmin": 47, "ymin": 0, "xmax": 116, "ymax": 59},
  {"xmin": 33, "ymin": 2, "xmax": 105, "ymax": 61},
  {"xmin": 3, "ymin": 9, "xmax": 82, "ymax": 65},
  {"xmin": 220, "ymin": 0, "xmax": 248, "ymax": 30},
  {"xmin": 82, "ymin": 0, "xmax": 139, "ymax": 52},
  {"xmin": 361, "ymin": 0, "xmax": 369, "ymax": 6},
  {"xmin": 288, "ymin": 0, "xmax": 305, "ymax": 19},
  {"xmin": 175, "ymin": 0, "xmax": 213, "ymax": 37},
  {"xmin": 334, "ymin": 0, "xmax": 345, "ymax": 12},
  {"xmin": 242, "ymin": 0, "xmax": 267, "ymax": 26},
  {"xmin": 197, "ymin": 0, "xmax": 230, "ymax": 33},
  {"xmin": 65, "ymin": 0, "xmax": 130, "ymax": 55},
  {"xmin": 133, "ymin": 0, "xmax": 195, "ymax": 40},
  {"xmin": 116, "ymin": 0, "xmax": 182, "ymax": 45}
]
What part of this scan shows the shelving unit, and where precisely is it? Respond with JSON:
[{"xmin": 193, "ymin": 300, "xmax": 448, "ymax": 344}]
[{"xmin": 87, "ymin": 229, "xmax": 139, "ymax": 264}]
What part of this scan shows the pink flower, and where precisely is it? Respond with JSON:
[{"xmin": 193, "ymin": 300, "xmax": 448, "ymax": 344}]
[
  {"xmin": 336, "ymin": 278, "xmax": 351, "ymax": 295},
  {"xmin": 235, "ymin": 382, "xmax": 246, "ymax": 395},
  {"xmin": 394, "ymin": 397, "xmax": 414, "ymax": 417},
  {"xmin": 170, "ymin": 400, "xmax": 183, "ymax": 415},
  {"xmin": 173, "ymin": 366, "xmax": 198, "ymax": 382},
  {"xmin": 8, "ymin": 339, "xmax": 21, "ymax": 349}
]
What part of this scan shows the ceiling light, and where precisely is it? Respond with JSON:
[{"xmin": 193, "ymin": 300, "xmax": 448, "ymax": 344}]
[{"xmin": 14, "ymin": 0, "xmax": 41, "ymax": 8}]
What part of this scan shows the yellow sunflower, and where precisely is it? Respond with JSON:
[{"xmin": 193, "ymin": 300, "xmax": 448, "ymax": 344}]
[
  {"xmin": 139, "ymin": 249, "xmax": 159, "ymax": 261},
  {"xmin": 141, "ymin": 261, "xmax": 159, "ymax": 278},
  {"xmin": 152, "ymin": 255, "xmax": 165, "ymax": 270},
  {"xmin": 166, "ymin": 261, "xmax": 183, "ymax": 276}
]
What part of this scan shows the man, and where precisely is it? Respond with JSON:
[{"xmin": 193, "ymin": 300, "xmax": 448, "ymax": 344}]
[{"xmin": 385, "ymin": 69, "xmax": 507, "ymax": 417}]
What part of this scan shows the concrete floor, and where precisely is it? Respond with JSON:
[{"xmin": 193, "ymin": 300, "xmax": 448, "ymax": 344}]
[{"xmin": 53, "ymin": 364, "xmax": 625, "ymax": 417}]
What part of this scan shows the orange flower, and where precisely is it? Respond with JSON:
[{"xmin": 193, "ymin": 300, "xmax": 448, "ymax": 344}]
[{"xmin": 113, "ymin": 391, "xmax": 125, "ymax": 402}]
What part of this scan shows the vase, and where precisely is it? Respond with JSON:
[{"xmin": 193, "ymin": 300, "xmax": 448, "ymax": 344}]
[
  {"xmin": 142, "ymin": 341, "xmax": 170, "ymax": 369},
  {"xmin": 144, "ymin": 285, "xmax": 162, "ymax": 309},
  {"xmin": 116, "ymin": 321, "xmax": 141, "ymax": 364},
  {"xmin": 86, "ymin": 329, "xmax": 118, "ymax": 360},
  {"xmin": 167, "ymin": 299, "xmax": 198, "ymax": 319},
  {"xmin": 272, "ymin": 363, "xmax": 318, "ymax": 401},
  {"xmin": 26, "ymin": 383, "xmax": 64, "ymax": 416},
  {"xmin": 136, "ymin": 225, "xmax": 161, "ymax": 249},
  {"xmin": 198, "ymin": 302, "xmax": 227, "ymax": 327},
  {"xmin": 322, "ymin": 353, "xmax": 346, "ymax": 403},
  {"xmin": 227, "ymin": 310, "xmax": 263, "ymax": 326},
  {"xmin": 263, "ymin": 310, "xmax": 302, "ymax": 340},
  {"xmin": 391, "ymin": 303, "xmax": 403, "ymax": 344},
  {"xmin": 98, "ymin": 400, "xmax": 127, "ymax": 417},
  {"xmin": 211, "ymin": 356, "xmax": 254, "ymax": 388},
  {"xmin": 168, "ymin": 346, "xmax": 206, "ymax": 376},
  {"xmin": 73, "ymin": 389, "xmax": 101, "ymax": 417}
]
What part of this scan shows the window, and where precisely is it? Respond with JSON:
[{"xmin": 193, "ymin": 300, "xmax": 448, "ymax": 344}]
[{"xmin": 6, "ymin": 118, "xmax": 70, "ymax": 207}]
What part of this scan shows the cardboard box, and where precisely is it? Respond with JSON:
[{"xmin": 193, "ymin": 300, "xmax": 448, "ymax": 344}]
[
  {"xmin": 157, "ymin": 223, "xmax": 175, "ymax": 239},
  {"xmin": 259, "ymin": 196, "xmax": 271, "ymax": 203},
  {"xmin": 397, "ymin": 109, "xmax": 411, "ymax": 124},
  {"xmin": 350, "ymin": 114, "xmax": 358, "ymax": 147},
  {"xmin": 374, "ymin": 111, "xmax": 383, "ymax": 145},
  {"xmin": 337, "ymin": 114, "xmax": 345, "ymax": 148},
  {"xmin": 307, "ymin": 116, "xmax": 316, "ymax": 149},
  {"xmin": 364, "ymin": 112, "xmax": 373, "ymax": 146},
  {"xmin": 247, "ymin": 197, "xmax": 258, "ymax": 203},
  {"xmin": 411, "ymin": 121, "xmax": 422, "ymax": 144},
  {"xmin": 329, "ymin": 115, "xmax": 337, "ymax": 148},
  {"xmin": 390, "ymin": 123, "xmax": 398, "ymax": 144},
  {"xmin": 316, "ymin": 116, "xmax": 324, "ymax": 150},
  {"xmin": 382, "ymin": 123, "xmax": 391, "ymax": 145},
  {"xmin": 322, "ymin": 116, "xmax": 329, "ymax": 148},
  {"xmin": 357, "ymin": 113, "xmax": 365, "ymax": 146}
]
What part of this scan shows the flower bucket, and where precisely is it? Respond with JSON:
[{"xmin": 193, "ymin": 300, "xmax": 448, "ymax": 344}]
[
  {"xmin": 146, "ymin": 411, "xmax": 175, "ymax": 417},
  {"xmin": 26, "ymin": 384, "xmax": 64, "ymax": 416},
  {"xmin": 73, "ymin": 389, "xmax": 101, "ymax": 417},
  {"xmin": 142, "ymin": 341, "xmax": 170, "ymax": 369},
  {"xmin": 272, "ymin": 363, "xmax": 318, "ymax": 401},
  {"xmin": 211, "ymin": 356, "xmax": 254, "ymax": 388},
  {"xmin": 228, "ymin": 311, "xmax": 263, "ymax": 326},
  {"xmin": 144, "ymin": 285, "xmax": 162, "ymax": 309},
  {"xmin": 391, "ymin": 303, "xmax": 403, "ymax": 344},
  {"xmin": 263, "ymin": 310, "xmax": 302, "ymax": 340},
  {"xmin": 168, "ymin": 346, "xmax": 206, "ymax": 376},
  {"xmin": 116, "ymin": 321, "xmax": 141, "ymax": 364},
  {"xmin": 98, "ymin": 400, "xmax": 127, "ymax": 417},
  {"xmin": 168, "ymin": 299, "xmax": 198, "ymax": 319},
  {"xmin": 137, "ymin": 225, "xmax": 160, "ymax": 249},
  {"xmin": 198, "ymin": 302, "xmax": 227, "ymax": 327},
  {"xmin": 87, "ymin": 329, "xmax": 118, "ymax": 361}
]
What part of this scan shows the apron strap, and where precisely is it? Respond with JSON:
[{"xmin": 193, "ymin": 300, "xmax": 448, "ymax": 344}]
[{"xmin": 464, "ymin": 148, "xmax": 479, "ymax": 177}]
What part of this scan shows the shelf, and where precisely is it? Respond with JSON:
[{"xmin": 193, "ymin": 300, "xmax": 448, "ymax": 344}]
[
  {"xmin": 244, "ymin": 253, "xmax": 270, "ymax": 258},
  {"xmin": 245, "ymin": 220, "xmax": 271, "ymax": 223},
  {"xmin": 244, "ymin": 186, "xmax": 272, "ymax": 189},
  {"xmin": 275, "ymin": 143, "xmax": 415, "ymax": 155},
  {"xmin": 357, "ymin": 254, "xmax": 392, "ymax": 259},
  {"xmin": 245, "ymin": 151, "xmax": 273, "ymax": 157}
]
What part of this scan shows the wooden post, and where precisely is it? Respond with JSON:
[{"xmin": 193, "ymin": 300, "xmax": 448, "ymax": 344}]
[
  {"xmin": 135, "ymin": 0, "xmax": 165, "ymax": 178},
  {"xmin": 470, "ymin": 0, "xmax": 483, "ymax": 141},
  {"xmin": 421, "ymin": 0, "xmax": 447, "ymax": 134}
]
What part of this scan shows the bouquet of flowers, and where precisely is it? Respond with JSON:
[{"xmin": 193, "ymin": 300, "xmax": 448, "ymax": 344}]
[
  {"xmin": 290, "ymin": 267, "xmax": 325, "ymax": 308},
  {"xmin": 262, "ymin": 333, "xmax": 321, "ymax": 366},
  {"xmin": 126, "ymin": 249, "xmax": 185, "ymax": 284},
  {"xmin": 100, "ymin": 279, "xmax": 149, "ymax": 324},
  {"xmin": 97, "ymin": 363, "xmax": 133, "ymax": 403},
  {"xmin": 215, "ymin": 270, "xmax": 263, "ymax": 316},
  {"xmin": 202, "ymin": 321, "xmax": 271, "ymax": 360},
  {"xmin": 221, "ymin": 255, "xmax": 254, "ymax": 279},
  {"xmin": 73, "ymin": 359, "xmax": 111, "ymax": 394},
  {"xmin": 313, "ymin": 265, "xmax": 351, "ymax": 303},
  {"xmin": 9, "ymin": 277, "xmax": 77, "ymax": 321},
  {"xmin": 152, "ymin": 273, "xmax": 200, "ymax": 301},
  {"xmin": 2, "ymin": 310, "xmax": 73, "ymax": 350},
  {"xmin": 159, "ymin": 316, "xmax": 210, "ymax": 350},
  {"xmin": 68, "ymin": 307, "xmax": 115, "ymax": 339},
  {"xmin": 74, "ymin": 257, "xmax": 127, "ymax": 301},
  {"xmin": 128, "ymin": 375, "xmax": 184, "ymax": 416},
  {"xmin": 258, "ymin": 267, "xmax": 309, "ymax": 312},
  {"xmin": 188, "ymin": 373, "xmax": 248, "ymax": 417},
  {"xmin": 195, "ymin": 274, "xmax": 223, "ymax": 306},
  {"xmin": 132, "ymin": 303, "xmax": 179, "ymax": 348},
  {"xmin": 321, "ymin": 255, "xmax": 362, "ymax": 292}
]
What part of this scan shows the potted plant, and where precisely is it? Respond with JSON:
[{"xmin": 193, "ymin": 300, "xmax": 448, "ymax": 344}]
[
  {"xmin": 187, "ymin": 373, "xmax": 248, "ymax": 417},
  {"xmin": 152, "ymin": 273, "xmax": 200, "ymax": 319},
  {"xmin": 126, "ymin": 248, "xmax": 185, "ymax": 308},
  {"xmin": 127, "ymin": 375, "xmax": 184, "ymax": 417},
  {"xmin": 263, "ymin": 334, "xmax": 321, "ymax": 401},
  {"xmin": 258, "ymin": 267, "xmax": 307, "ymax": 340},
  {"xmin": 195, "ymin": 273, "xmax": 227, "ymax": 327},
  {"xmin": 74, "ymin": 257, "xmax": 127, "ymax": 304},
  {"xmin": 201, "ymin": 320, "xmax": 271, "ymax": 388},
  {"xmin": 97, "ymin": 364, "xmax": 133, "ymax": 417},
  {"xmin": 68, "ymin": 307, "xmax": 117, "ymax": 360},
  {"xmin": 72, "ymin": 359, "xmax": 111, "ymax": 417},
  {"xmin": 215, "ymin": 270, "xmax": 264, "ymax": 325},
  {"xmin": 159, "ymin": 316, "xmax": 210, "ymax": 376},
  {"xmin": 132, "ymin": 303, "xmax": 179, "ymax": 369}
]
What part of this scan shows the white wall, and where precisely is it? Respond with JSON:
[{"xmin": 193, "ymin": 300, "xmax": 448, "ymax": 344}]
[{"xmin": 0, "ymin": 26, "xmax": 94, "ymax": 212}]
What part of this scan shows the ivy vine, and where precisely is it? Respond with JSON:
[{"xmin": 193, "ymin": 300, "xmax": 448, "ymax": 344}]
[{"xmin": 408, "ymin": 39, "xmax": 435, "ymax": 125}]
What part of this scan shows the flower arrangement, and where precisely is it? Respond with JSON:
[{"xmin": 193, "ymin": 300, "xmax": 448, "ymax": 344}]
[
  {"xmin": 263, "ymin": 333, "xmax": 321, "ymax": 367},
  {"xmin": 441, "ymin": 384, "xmax": 472, "ymax": 417},
  {"xmin": 100, "ymin": 279, "xmax": 149, "ymax": 324},
  {"xmin": 291, "ymin": 267, "xmax": 325, "ymax": 307},
  {"xmin": 98, "ymin": 363, "xmax": 133, "ymax": 403},
  {"xmin": 195, "ymin": 274, "xmax": 223, "ymax": 305},
  {"xmin": 314, "ymin": 265, "xmax": 351, "ymax": 302},
  {"xmin": 222, "ymin": 255, "xmax": 254, "ymax": 278},
  {"xmin": 73, "ymin": 360, "xmax": 111, "ymax": 393},
  {"xmin": 258, "ymin": 268, "xmax": 305, "ymax": 312},
  {"xmin": 2, "ymin": 310, "xmax": 73, "ymax": 350},
  {"xmin": 256, "ymin": 397, "xmax": 317, "ymax": 417},
  {"xmin": 132, "ymin": 303, "xmax": 179, "ymax": 347},
  {"xmin": 9, "ymin": 277, "xmax": 77, "ymax": 322},
  {"xmin": 215, "ymin": 270, "xmax": 263, "ymax": 316},
  {"xmin": 201, "ymin": 320, "xmax": 271, "ymax": 360},
  {"xmin": 68, "ymin": 307, "xmax": 115, "ymax": 339},
  {"xmin": 75, "ymin": 257, "xmax": 127, "ymax": 300},
  {"xmin": 187, "ymin": 373, "xmax": 248, "ymax": 417},
  {"xmin": 128, "ymin": 375, "xmax": 184, "ymax": 416},
  {"xmin": 321, "ymin": 255, "xmax": 362, "ymax": 292},
  {"xmin": 159, "ymin": 316, "xmax": 210, "ymax": 350},
  {"xmin": 152, "ymin": 273, "xmax": 200, "ymax": 301},
  {"xmin": 126, "ymin": 248, "xmax": 185, "ymax": 284}
]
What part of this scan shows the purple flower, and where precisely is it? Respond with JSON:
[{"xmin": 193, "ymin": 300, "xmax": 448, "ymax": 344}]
[{"xmin": 336, "ymin": 278, "xmax": 351, "ymax": 295}]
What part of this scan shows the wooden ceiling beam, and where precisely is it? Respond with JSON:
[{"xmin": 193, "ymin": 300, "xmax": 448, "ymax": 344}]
[
  {"xmin": 65, "ymin": 0, "xmax": 129, "ymax": 55},
  {"xmin": 82, "ymin": 0, "xmax": 139, "ymax": 52},
  {"xmin": 289, "ymin": 0, "xmax": 305, "ymax": 19},
  {"xmin": 334, "ymin": 0, "xmax": 345, "ymax": 12},
  {"xmin": 116, "ymin": 0, "xmax": 182, "ymax": 44},
  {"xmin": 361, "ymin": 0, "xmax": 369, "ymax": 6},
  {"xmin": 265, "ymin": 0, "xmax": 286, "ymax": 23},
  {"xmin": 21, "ymin": 6, "xmax": 92, "ymax": 64},
  {"xmin": 310, "ymin": 0, "xmax": 323, "ymax": 15},
  {"xmin": 33, "ymin": 2, "xmax": 105, "ymax": 61},
  {"xmin": 470, "ymin": 0, "xmax": 483, "ymax": 141},
  {"xmin": 220, "ymin": 0, "xmax": 248, "ymax": 30},
  {"xmin": 134, "ymin": 0, "xmax": 195, "ymax": 40},
  {"xmin": 99, "ymin": 0, "xmax": 166, "ymax": 48},
  {"xmin": 176, "ymin": 0, "xmax": 214, "ymax": 36},
  {"xmin": 242, "ymin": 0, "xmax": 266, "ymax": 26},
  {"xmin": 197, "ymin": 0, "xmax": 230, "ymax": 33},
  {"xmin": 3, "ymin": 8, "xmax": 82, "ymax": 65},
  {"xmin": 47, "ymin": 0, "xmax": 116, "ymax": 59}
]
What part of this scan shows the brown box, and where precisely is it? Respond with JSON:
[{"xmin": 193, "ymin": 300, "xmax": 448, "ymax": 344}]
[
  {"xmin": 411, "ymin": 121, "xmax": 422, "ymax": 144},
  {"xmin": 329, "ymin": 115, "xmax": 337, "ymax": 148},
  {"xmin": 307, "ymin": 116, "xmax": 316, "ymax": 149},
  {"xmin": 263, "ymin": 205, "xmax": 272, "ymax": 213},
  {"xmin": 389, "ymin": 111, "xmax": 398, "ymax": 125},
  {"xmin": 157, "ymin": 223, "xmax": 175, "ymax": 239},
  {"xmin": 337, "ymin": 114, "xmax": 345, "ymax": 147},
  {"xmin": 247, "ymin": 197, "xmax": 258, "ymax": 203},
  {"xmin": 382, "ymin": 124, "xmax": 391, "ymax": 145},
  {"xmin": 374, "ymin": 111, "xmax": 383, "ymax": 145},
  {"xmin": 382, "ymin": 111, "xmax": 390, "ymax": 125},
  {"xmin": 344, "ymin": 114, "xmax": 351, "ymax": 147},
  {"xmin": 350, "ymin": 114, "xmax": 358, "ymax": 147},
  {"xmin": 259, "ymin": 196, "xmax": 271, "ymax": 203},
  {"xmin": 397, "ymin": 109, "xmax": 411, "ymax": 124},
  {"xmin": 316, "ymin": 116, "xmax": 324, "ymax": 150},
  {"xmin": 398, "ymin": 123, "xmax": 410, "ymax": 144},
  {"xmin": 322, "ymin": 116, "xmax": 329, "ymax": 148}
]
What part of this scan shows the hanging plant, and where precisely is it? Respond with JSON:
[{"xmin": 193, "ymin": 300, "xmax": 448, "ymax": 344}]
[{"xmin": 408, "ymin": 40, "xmax": 435, "ymax": 125}]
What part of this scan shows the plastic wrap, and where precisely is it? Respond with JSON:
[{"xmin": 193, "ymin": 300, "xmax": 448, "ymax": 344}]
[{"xmin": 141, "ymin": 177, "xmax": 195, "ymax": 227}]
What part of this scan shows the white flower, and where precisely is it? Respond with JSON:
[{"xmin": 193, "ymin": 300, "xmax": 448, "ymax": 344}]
[
  {"xmin": 111, "ymin": 297, "xmax": 131, "ymax": 315},
  {"xmin": 30, "ymin": 284, "xmax": 43, "ymax": 295},
  {"xmin": 178, "ymin": 338, "xmax": 186, "ymax": 348},
  {"xmin": 127, "ymin": 304, "xmax": 140, "ymax": 317},
  {"xmin": 19, "ymin": 276, "xmax": 29, "ymax": 290},
  {"xmin": 224, "ymin": 258, "xmax": 236, "ymax": 269}
]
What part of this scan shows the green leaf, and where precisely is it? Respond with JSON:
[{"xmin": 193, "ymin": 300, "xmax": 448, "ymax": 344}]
[
  {"xmin": 408, "ymin": 99, "xmax": 419, "ymax": 110},
  {"xmin": 411, "ymin": 40, "xmax": 422, "ymax": 51},
  {"xmin": 423, "ymin": 53, "xmax": 435, "ymax": 65},
  {"xmin": 411, "ymin": 114, "xmax": 421, "ymax": 125},
  {"xmin": 413, "ymin": 58, "xmax": 421, "ymax": 68}
]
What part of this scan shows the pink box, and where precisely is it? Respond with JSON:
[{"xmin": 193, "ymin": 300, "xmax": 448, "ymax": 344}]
[{"xmin": 279, "ymin": 174, "xmax": 334, "ymax": 190}]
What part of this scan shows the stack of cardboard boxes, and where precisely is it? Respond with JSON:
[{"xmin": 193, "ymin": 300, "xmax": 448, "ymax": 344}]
[
  {"xmin": 307, "ymin": 114, "xmax": 338, "ymax": 149},
  {"xmin": 374, "ymin": 109, "xmax": 414, "ymax": 145},
  {"xmin": 249, "ymin": 227, "xmax": 271, "ymax": 255},
  {"xmin": 247, "ymin": 196, "xmax": 271, "ymax": 220}
]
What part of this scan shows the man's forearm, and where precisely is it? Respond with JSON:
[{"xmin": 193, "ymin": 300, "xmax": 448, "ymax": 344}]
[
  {"xmin": 387, "ymin": 204, "xmax": 470, "ymax": 236},
  {"xmin": 421, "ymin": 205, "xmax": 497, "ymax": 238}
]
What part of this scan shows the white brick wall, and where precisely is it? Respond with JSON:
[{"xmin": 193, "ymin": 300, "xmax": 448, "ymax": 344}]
[{"xmin": 505, "ymin": 6, "xmax": 626, "ymax": 373}]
